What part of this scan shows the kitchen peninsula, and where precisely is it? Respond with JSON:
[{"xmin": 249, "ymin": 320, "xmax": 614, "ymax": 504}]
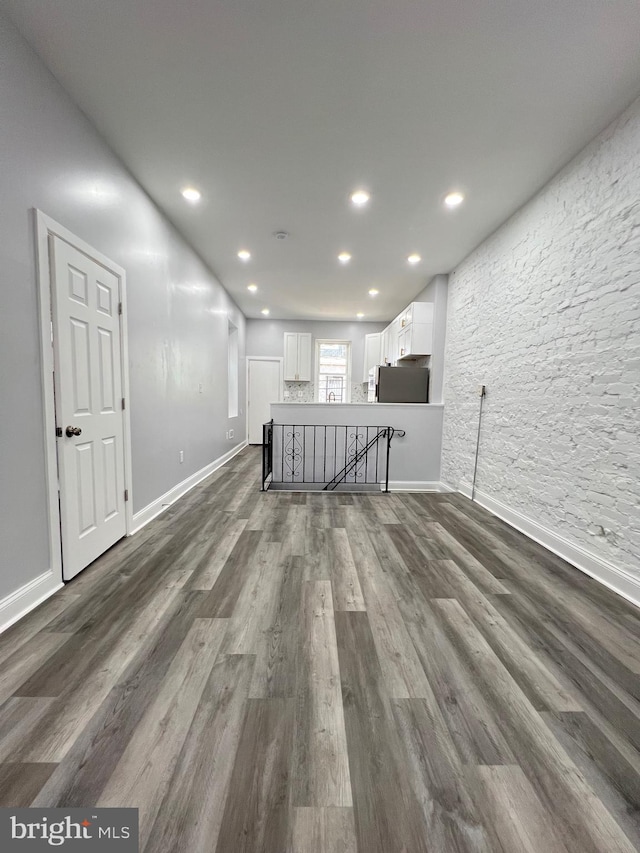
[{"xmin": 269, "ymin": 402, "xmax": 445, "ymax": 490}]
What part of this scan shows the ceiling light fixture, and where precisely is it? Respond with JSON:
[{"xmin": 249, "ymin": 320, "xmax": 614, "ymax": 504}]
[
  {"xmin": 261, "ymin": 308, "xmax": 270, "ymax": 316},
  {"xmin": 247, "ymin": 284, "xmax": 258, "ymax": 292},
  {"xmin": 181, "ymin": 187, "xmax": 201, "ymax": 202},
  {"xmin": 338, "ymin": 252, "xmax": 352, "ymax": 263},
  {"xmin": 237, "ymin": 249, "xmax": 251, "ymax": 261},
  {"xmin": 356, "ymin": 312, "xmax": 364, "ymax": 319},
  {"xmin": 444, "ymin": 191, "xmax": 465, "ymax": 208},
  {"xmin": 350, "ymin": 189, "xmax": 370, "ymax": 207},
  {"xmin": 407, "ymin": 254, "xmax": 421, "ymax": 265},
  {"xmin": 368, "ymin": 288, "xmax": 379, "ymax": 296}
]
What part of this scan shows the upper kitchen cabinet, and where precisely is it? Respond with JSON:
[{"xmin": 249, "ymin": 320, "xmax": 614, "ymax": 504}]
[
  {"xmin": 397, "ymin": 302, "xmax": 433, "ymax": 359},
  {"xmin": 362, "ymin": 332, "xmax": 382, "ymax": 381},
  {"xmin": 383, "ymin": 316, "xmax": 402, "ymax": 365},
  {"xmin": 399, "ymin": 301, "xmax": 433, "ymax": 330},
  {"xmin": 284, "ymin": 332, "xmax": 312, "ymax": 381},
  {"xmin": 381, "ymin": 325, "xmax": 392, "ymax": 366}
]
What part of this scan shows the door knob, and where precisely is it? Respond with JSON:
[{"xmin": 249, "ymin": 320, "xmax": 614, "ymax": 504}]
[{"xmin": 65, "ymin": 426, "xmax": 82, "ymax": 437}]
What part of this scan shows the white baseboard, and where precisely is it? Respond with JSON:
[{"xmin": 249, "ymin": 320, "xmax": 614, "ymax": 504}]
[
  {"xmin": 457, "ymin": 481, "xmax": 640, "ymax": 609},
  {"xmin": 388, "ymin": 481, "xmax": 453, "ymax": 492},
  {"xmin": 457, "ymin": 481, "xmax": 473, "ymax": 500},
  {"xmin": 0, "ymin": 570, "xmax": 63, "ymax": 636},
  {"xmin": 131, "ymin": 441, "xmax": 248, "ymax": 534}
]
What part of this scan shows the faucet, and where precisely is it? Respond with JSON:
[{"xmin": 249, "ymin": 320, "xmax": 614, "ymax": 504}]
[{"xmin": 328, "ymin": 392, "xmax": 336, "ymax": 402}]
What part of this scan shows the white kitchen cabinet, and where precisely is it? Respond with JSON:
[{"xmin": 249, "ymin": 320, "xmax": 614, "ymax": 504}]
[
  {"xmin": 381, "ymin": 302, "xmax": 433, "ymax": 365},
  {"xmin": 284, "ymin": 332, "xmax": 312, "ymax": 381},
  {"xmin": 397, "ymin": 326, "xmax": 410, "ymax": 359},
  {"xmin": 384, "ymin": 317, "xmax": 401, "ymax": 365},
  {"xmin": 380, "ymin": 317, "xmax": 400, "ymax": 365},
  {"xmin": 399, "ymin": 301, "xmax": 433, "ymax": 329},
  {"xmin": 381, "ymin": 325, "xmax": 392, "ymax": 365},
  {"xmin": 362, "ymin": 332, "xmax": 382, "ymax": 381},
  {"xmin": 398, "ymin": 323, "xmax": 432, "ymax": 358},
  {"xmin": 397, "ymin": 302, "xmax": 433, "ymax": 359}
]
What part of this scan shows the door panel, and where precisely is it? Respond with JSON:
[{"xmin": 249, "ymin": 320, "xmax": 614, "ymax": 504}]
[
  {"xmin": 96, "ymin": 280, "xmax": 113, "ymax": 315},
  {"xmin": 102, "ymin": 436, "xmax": 119, "ymax": 520},
  {"xmin": 70, "ymin": 318, "xmax": 91, "ymax": 413},
  {"xmin": 51, "ymin": 236, "xmax": 127, "ymax": 580},
  {"xmin": 248, "ymin": 359, "xmax": 282, "ymax": 444},
  {"xmin": 97, "ymin": 327, "xmax": 115, "ymax": 412},
  {"xmin": 75, "ymin": 441, "xmax": 97, "ymax": 536},
  {"xmin": 68, "ymin": 264, "xmax": 88, "ymax": 304}
]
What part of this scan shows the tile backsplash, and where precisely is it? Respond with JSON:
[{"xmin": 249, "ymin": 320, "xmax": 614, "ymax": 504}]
[
  {"xmin": 350, "ymin": 382, "xmax": 369, "ymax": 403},
  {"xmin": 283, "ymin": 381, "xmax": 371, "ymax": 403},
  {"xmin": 283, "ymin": 381, "xmax": 315, "ymax": 402}
]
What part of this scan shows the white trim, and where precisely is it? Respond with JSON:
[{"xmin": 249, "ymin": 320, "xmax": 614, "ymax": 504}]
[
  {"xmin": 457, "ymin": 481, "xmax": 474, "ymax": 500},
  {"xmin": 34, "ymin": 211, "xmax": 134, "ymax": 586},
  {"xmin": 0, "ymin": 571, "xmax": 63, "ymax": 636},
  {"xmin": 118, "ymin": 259, "xmax": 134, "ymax": 536},
  {"xmin": 458, "ymin": 482, "xmax": 640, "ymax": 609},
  {"xmin": 34, "ymin": 210, "xmax": 63, "ymax": 587},
  {"xmin": 387, "ymin": 481, "xmax": 453, "ymax": 492},
  {"xmin": 131, "ymin": 441, "xmax": 248, "ymax": 533},
  {"xmin": 245, "ymin": 356, "xmax": 284, "ymax": 444}
]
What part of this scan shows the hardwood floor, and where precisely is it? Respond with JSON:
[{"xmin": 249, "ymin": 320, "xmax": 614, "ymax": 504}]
[{"xmin": 1, "ymin": 446, "xmax": 639, "ymax": 851}]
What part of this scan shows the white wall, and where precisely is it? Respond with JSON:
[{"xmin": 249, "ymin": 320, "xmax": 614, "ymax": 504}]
[
  {"xmin": 0, "ymin": 14, "xmax": 245, "ymax": 605},
  {"xmin": 442, "ymin": 95, "xmax": 640, "ymax": 585},
  {"xmin": 413, "ymin": 274, "xmax": 449, "ymax": 404}
]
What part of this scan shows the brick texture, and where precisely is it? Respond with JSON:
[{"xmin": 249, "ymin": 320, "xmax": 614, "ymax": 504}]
[{"xmin": 442, "ymin": 96, "xmax": 640, "ymax": 578}]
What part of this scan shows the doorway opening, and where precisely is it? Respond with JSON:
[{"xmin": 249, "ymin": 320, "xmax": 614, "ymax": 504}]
[{"xmin": 246, "ymin": 357, "xmax": 283, "ymax": 444}]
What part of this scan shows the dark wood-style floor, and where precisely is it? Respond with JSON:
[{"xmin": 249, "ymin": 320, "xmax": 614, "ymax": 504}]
[{"xmin": 1, "ymin": 447, "xmax": 640, "ymax": 852}]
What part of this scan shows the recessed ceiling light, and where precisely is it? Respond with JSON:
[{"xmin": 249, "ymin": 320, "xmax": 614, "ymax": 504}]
[
  {"xmin": 350, "ymin": 190, "xmax": 370, "ymax": 207},
  {"xmin": 368, "ymin": 288, "xmax": 379, "ymax": 296},
  {"xmin": 237, "ymin": 249, "xmax": 251, "ymax": 261},
  {"xmin": 181, "ymin": 186, "xmax": 201, "ymax": 202},
  {"xmin": 247, "ymin": 284, "xmax": 258, "ymax": 292},
  {"xmin": 407, "ymin": 254, "xmax": 421, "ymax": 265},
  {"xmin": 338, "ymin": 252, "xmax": 352, "ymax": 263},
  {"xmin": 444, "ymin": 191, "xmax": 464, "ymax": 208},
  {"xmin": 261, "ymin": 308, "xmax": 270, "ymax": 316},
  {"xmin": 356, "ymin": 312, "xmax": 364, "ymax": 319}
]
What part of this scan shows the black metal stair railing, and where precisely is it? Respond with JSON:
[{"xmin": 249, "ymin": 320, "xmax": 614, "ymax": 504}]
[
  {"xmin": 324, "ymin": 427, "xmax": 394, "ymax": 491},
  {"xmin": 261, "ymin": 422, "xmax": 405, "ymax": 493},
  {"xmin": 261, "ymin": 419, "xmax": 273, "ymax": 491}
]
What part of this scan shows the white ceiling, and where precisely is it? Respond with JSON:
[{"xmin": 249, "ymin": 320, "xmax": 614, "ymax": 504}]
[{"xmin": 3, "ymin": 0, "xmax": 640, "ymax": 321}]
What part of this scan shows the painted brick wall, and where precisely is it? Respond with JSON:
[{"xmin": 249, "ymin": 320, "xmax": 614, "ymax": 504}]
[{"xmin": 442, "ymin": 95, "xmax": 640, "ymax": 578}]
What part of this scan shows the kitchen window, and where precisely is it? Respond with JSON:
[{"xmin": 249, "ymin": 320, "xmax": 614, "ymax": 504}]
[{"xmin": 316, "ymin": 340, "xmax": 351, "ymax": 403}]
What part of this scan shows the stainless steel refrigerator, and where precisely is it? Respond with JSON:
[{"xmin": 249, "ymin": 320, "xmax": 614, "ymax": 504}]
[{"xmin": 374, "ymin": 366, "xmax": 429, "ymax": 403}]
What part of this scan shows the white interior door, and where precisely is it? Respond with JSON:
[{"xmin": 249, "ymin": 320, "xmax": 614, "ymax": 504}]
[
  {"xmin": 248, "ymin": 358, "xmax": 282, "ymax": 444},
  {"xmin": 51, "ymin": 235, "xmax": 127, "ymax": 580}
]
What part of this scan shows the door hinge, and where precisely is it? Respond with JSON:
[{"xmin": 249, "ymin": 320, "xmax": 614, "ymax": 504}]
[
  {"xmin": 122, "ymin": 398, "xmax": 125, "ymax": 410},
  {"xmin": 124, "ymin": 489, "xmax": 129, "ymax": 502},
  {"xmin": 118, "ymin": 302, "xmax": 123, "ymax": 315}
]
